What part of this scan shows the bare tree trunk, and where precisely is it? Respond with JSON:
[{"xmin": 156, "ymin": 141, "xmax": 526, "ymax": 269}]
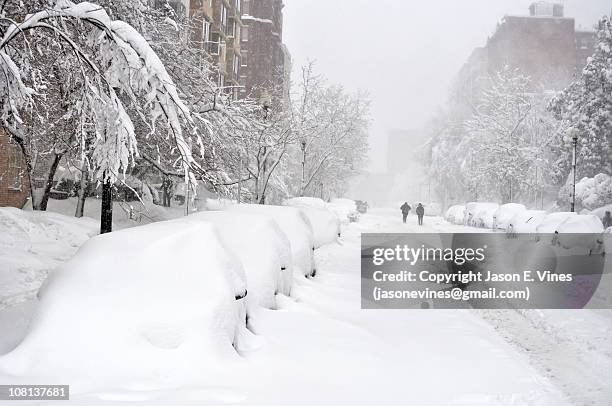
[
  {"xmin": 37, "ymin": 153, "xmax": 63, "ymax": 211},
  {"xmin": 75, "ymin": 162, "xmax": 88, "ymax": 218}
]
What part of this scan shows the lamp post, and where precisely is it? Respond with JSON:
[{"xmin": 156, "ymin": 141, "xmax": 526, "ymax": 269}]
[{"xmin": 570, "ymin": 129, "xmax": 579, "ymax": 213}]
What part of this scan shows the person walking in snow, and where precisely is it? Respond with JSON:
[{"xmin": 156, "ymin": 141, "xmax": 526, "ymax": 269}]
[
  {"xmin": 603, "ymin": 211, "xmax": 612, "ymax": 229},
  {"xmin": 400, "ymin": 202, "xmax": 411, "ymax": 223},
  {"xmin": 416, "ymin": 203, "xmax": 425, "ymax": 226}
]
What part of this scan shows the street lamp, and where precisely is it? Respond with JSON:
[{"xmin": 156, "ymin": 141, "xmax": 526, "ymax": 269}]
[{"xmin": 570, "ymin": 128, "xmax": 579, "ymax": 213}]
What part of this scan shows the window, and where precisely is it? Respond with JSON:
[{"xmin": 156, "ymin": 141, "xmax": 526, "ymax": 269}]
[
  {"xmin": 202, "ymin": 20, "xmax": 211, "ymax": 43},
  {"xmin": 226, "ymin": 17, "xmax": 236, "ymax": 37},
  {"xmin": 233, "ymin": 54, "xmax": 240, "ymax": 78},
  {"xmin": 220, "ymin": 5, "xmax": 228, "ymax": 32},
  {"xmin": 243, "ymin": 0, "xmax": 250, "ymax": 15},
  {"xmin": 241, "ymin": 50, "xmax": 248, "ymax": 66},
  {"xmin": 235, "ymin": 0, "xmax": 241, "ymax": 15},
  {"xmin": 7, "ymin": 143, "xmax": 22, "ymax": 190},
  {"xmin": 242, "ymin": 25, "xmax": 249, "ymax": 41},
  {"xmin": 206, "ymin": 32, "xmax": 220, "ymax": 55}
]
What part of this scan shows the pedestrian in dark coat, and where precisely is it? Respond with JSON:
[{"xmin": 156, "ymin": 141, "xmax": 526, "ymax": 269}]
[
  {"xmin": 416, "ymin": 203, "xmax": 425, "ymax": 226},
  {"xmin": 603, "ymin": 211, "xmax": 612, "ymax": 229},
  {"xmin": 400, "ymin": 202, "xmax": 411, "ymax": 223}
]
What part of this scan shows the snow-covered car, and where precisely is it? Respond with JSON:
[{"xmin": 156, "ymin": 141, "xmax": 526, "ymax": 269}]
[
  {"xmin": 188, "ymin": 211, "xmax": 293, "ymax": 309},
  {"xmin": 329, "ymin": 198, "xmax": 359, "ymax": 223},
  {"xmin": 506, "ymin": 210, "xmax": 547, "ymax": 234},
  {"xmin": 536, "ymin": 212, "xmax": 577, "ymax": 234},
  {"xmin": 556, "ymin": 215, "xmax": 606, "ymax": 251},
  {"xmin": 591, "ymin": 204, "xmax": 612, "ymax": 223},
  {"xmin": 445, "ymin": 205, "xmax": 466, "ymax": 225},
  {"xmin": 464, "ymin": 202, "xmax": 498, "ymax": 226},
  {"xmin": 468, "ymin": 203, "xmax": 499, "ymax": 228},
  {"xmin": 226, "ymin": 204, "xmax": 317, "ymax": 278},
  {"xmin": 1, "ymin": 221, "xmax": 248, "ymax": 378},
  {"xmin": 493, "ymin": 203, "xmax": 526, "ymax": 230},
  {"xmin": 284, "ymin": 198, "xmax": 341, "ymax": 247}
]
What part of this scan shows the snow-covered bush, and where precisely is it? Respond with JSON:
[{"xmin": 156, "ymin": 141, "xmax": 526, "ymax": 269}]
[
  {"xmin": 507, "ymin": 210, "xmax": 547, "ymax": 233},
  {"xmin": 187, "ymin": 211, "xmax": 293, "ymax": 309},
  {"xmin": 0, "ymin": 221, "xmax": 248, "ymax": 382},
  {"xmin": 445, "ymin": 205, "xmax": 466, "ymax": 225},
  {"xmin": 570, "ymin": 174, "xmax": 612, "ymax": 211},
  {"xmin": 493, "ymin": 203, "xmax": 526, "ymax": 230},
  {"xmin": 536, "ymin": 212, "xmax": 577, "ymax": 234},
  {"xmin": 225, "ymin": 204, "xmax": 316, "ymax": 278}
]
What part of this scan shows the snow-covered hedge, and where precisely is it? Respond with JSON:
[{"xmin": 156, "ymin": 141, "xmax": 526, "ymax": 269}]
[
  {"xmin": 507, "ymin": 210, "xmax": 547, "ymax": 233},
  {"xmin": 284, "ymin": 198, "xmax": 340, "ymax": 248},
  {"xmin": 187, "ymin": 211, "xmax": 292, "ymax": 309},
  {"xmin": 493, "ymin": 204, "xmax": 526, "ymax": 230},
  {"xmin": 225, "ymin": 204, "xmax": 316, "ymax": 278},
  {"xmin": 445, "ymin": 205, "xmax": 466, "ymax": 225},
  {"xmin": 0, "ymin": 221, "xmax": 248, "ymax": 381}
]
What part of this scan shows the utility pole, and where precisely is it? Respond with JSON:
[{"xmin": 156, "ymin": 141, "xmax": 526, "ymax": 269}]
[{"xmin": 100, "ymin": 172, "xmax": 113, "ymax": 234}]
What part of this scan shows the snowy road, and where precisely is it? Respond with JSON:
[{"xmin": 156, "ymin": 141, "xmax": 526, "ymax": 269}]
[{"xmin": 1, "ymin": 208, "xmax": 609, "ymax": 405}]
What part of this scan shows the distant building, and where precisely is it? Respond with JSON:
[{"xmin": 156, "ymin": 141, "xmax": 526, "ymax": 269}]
[
  {"xmin": 240, "ymin": 0, "xmax": 289, "ymax": 100},
  {"xmin": 0, "ymin": 129, "xmax": 28, "ymax": 208},
  {"xmin": 458, "ymin": 1, "xmax": 596, "ymax": 91}
]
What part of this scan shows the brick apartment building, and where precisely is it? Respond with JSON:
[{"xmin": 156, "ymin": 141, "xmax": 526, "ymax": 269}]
[
  {"xmin": 457, "ymin": 1, "xmax": 597, "ymax": 96},
  {"xmin": 0, "ymin": 129, "xmax": 29, "ymax": 208}
]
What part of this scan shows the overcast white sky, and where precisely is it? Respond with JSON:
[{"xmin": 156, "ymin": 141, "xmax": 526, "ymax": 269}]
[{"xmin": 282, "ymin": 0, "xmax": 612, "ymax": 172}]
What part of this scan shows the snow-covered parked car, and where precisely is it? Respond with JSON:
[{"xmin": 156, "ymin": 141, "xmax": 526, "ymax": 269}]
[
  {"xmin": 493, "ymin": 203, "xmax": 526, "ymax": 230},
  {"xmin": 225, "ymin": 204, "xmax": 317, "ymax": 278},
  {"xmin": 591, "ymin": 204, "xmax": 612, "ymax": 224},
  {"xmin": 284, "ymin": 198, "xmax": 341, "ymax": 247},
  {"xmin": 506, "ymin": 210, "xmax": 547, "ymax": 234},
  {"xmin": 466, "ymin": 203, "xmax": 499, "ymax": 228},
  {"xmin": 188, "ymin": 211, "xmax": 293, "ymax": 309},
  {"xmin": 329, "ymin": 198, "xmax": 359, "ymax": 223},
  {"xmin": 445, "ymin": 205, "xmax": 466, "ymax": 225},
  {"xmin": 536, "ymin": 212, "xmax": 577, "ymax": 234},
  {"xmin": 556, "ymin": 215, "xmax": 606, "ymax": 252},
  {"xmin": 0, "ymin": 221, "xmax": 248, "ymax": 378}
]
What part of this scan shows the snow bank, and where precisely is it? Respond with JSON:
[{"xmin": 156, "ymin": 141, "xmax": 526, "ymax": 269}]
[
  {"xmin": 469, "ymin": 203, "xmax": 499, "ymax": 228},
  {"xmin": 0, "ymin": 221, "xmax": 247, "ymax": 382},
  {"xmin": 536, "ymin": 212, "xmax": 577, "ymax": 234},
  {"xmin": 328, "ymin": 198, "xmax": 358, "ymax": 223},
  {"xmin": 224, "ymin": 204, "xmax": 316, "ymax": 278},
  {"xmin": 445, "ymin": 205, "xmax": 466, "ymax": 225},
  {"xmin": 508, "ymin": 210, "xmax": 547, "ymax": 233},
  {"xmin": 284, "ymin": 198, "xmax": 340, "ymax": 247},
  {"xmin": 187, "ymin": 211, "xmax": 292, "ymax": 309},
  {"xmin": 493, "ymin": 203, "xmax": 526, "ymax": 230}
]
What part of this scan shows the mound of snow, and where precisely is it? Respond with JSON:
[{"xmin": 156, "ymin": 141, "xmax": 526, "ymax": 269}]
[
  {"xmin": 508, "ymin": 210, "xmax": 547, "ymax": 233},
  {"xmin": 187, "ymin": 211, "xmax": 292, "ymax": 309},
  {"xmin": 536, "ymin": 212, "xmax": 577, "ymax": 234},
  {"xmin": 0, "ymin": 221, "xmax": 247, "ymax": 383},
  {"xmin": 225, "ymin": 204, "xmax": 316, "ymax": 278},
  {"xmin": 493, "ymin": 204, "xmax": 526, "ymax": 230},
  {"xmin": 445, "ymin": 205, "xmax": 466, "ymax": 225},
  {"xmin": 328, "ymin": 199, "xmax": 358, "ymax": 223},
  {"xmin": 284, "ymin": 199, "xmax": 340, "ymax": 247},
  {"xmin": 469, "ymin": 203, "xmax": 499, "ymax": 228},
  {"xmin": 557, "ymin": 215, "xmax": 605, "ymax": 250}
]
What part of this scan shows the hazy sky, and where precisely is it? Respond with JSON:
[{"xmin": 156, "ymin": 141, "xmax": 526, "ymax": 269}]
[{"xmin": 282, "ymin": 0, "xmax": 612, "ymax": 172}]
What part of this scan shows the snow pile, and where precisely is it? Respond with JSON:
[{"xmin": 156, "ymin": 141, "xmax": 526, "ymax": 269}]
[
  {"xmin": 556, "ymin": 215, "xmax": 605, "ymax": 251},
  {"xmin": 469, "ymin": 203, "xmax": 500, "ymax": 228},
  {"xmin": 187, "ymin": 211, "xmax": 292, "ymax": 309},
  {"xmin": 0, "ymin": 221, "xmax": 248, "ymax": 383},
  {"xmin": 536, "ymin": 212, "xmax": 577, "ymax": 234},
  {"xmin": 508, "ymin": 210, "xmax": 548, "ymax": 233},
  {"xmin": 224, "ymin": 204, "xmax": 316, "ymax": 278},
  {"xmin": 493, "ymin": 203, "xmax": 526, "ymax": 230},
  {"xmin": 284, "ymin": 198, "xmax": 340, "ymax": 247},
  {"xmin": 573, "ymin": 174, "xmax": 612, "ymax": 210},
  {"xmin": 445, "ymin": 205, "xmax": 466, "ymax": 225},
  {"xmin": 0, "ymin": 208, "xmax": 98, "ymax": 308},
  {"xmin": 328, "ymin": 198, "xmax": 358, "ymax": 222}
]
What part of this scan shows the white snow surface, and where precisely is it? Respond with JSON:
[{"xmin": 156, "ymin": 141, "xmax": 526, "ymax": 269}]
[
  {"xmin": 493, "ymin": 203, "xmax": 526, "ymax": 230},
  {"xmin": 0, "ymin": 220, "xmax": 248, "ymax": 386},
  {"xmin": 186, "ymin": 211, "xmax": 292, "ymax": 309}
]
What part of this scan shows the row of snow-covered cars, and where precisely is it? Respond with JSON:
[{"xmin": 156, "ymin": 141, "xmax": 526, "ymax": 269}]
[
  {"xmin": 445, "ymin": 202, "xmax": 611, "ymax": 234},
  {"xmin": 17, "ymin": 198, "xmax": 348, "ymax": 372}
]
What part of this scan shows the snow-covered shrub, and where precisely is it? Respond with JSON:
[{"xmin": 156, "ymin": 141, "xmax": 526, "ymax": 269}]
[
  {"xmin": 187, "ymin": 211, "xmax": 293, "ymax": 309},
  {"xmin": 559, "ymin": 174, "xmax": 612, "ymax": 211},
  {"xmin": 226, "ymin": 204, "xmax": 316, "ymax": 278},
  {"xmin": 284, "ymin": 198, "xmax": 341, "ymax": 247},
  {"xmin": 536, "ymin": 212, "xmax": 577, "ymax": 234},
  {"xmin": 445, "ymin": 205, "xmax": 466, "ymax": 225},
  {"xmin": 0, "ymin": 221, "xmax": 248, "ymax": 382},
  {"xmin": 493, "ymin": 204, "xmax": 526, "ymax": 230},
  {"xmin": 507, "ymin": 210, "xmax": 547, "ymax": 233}
]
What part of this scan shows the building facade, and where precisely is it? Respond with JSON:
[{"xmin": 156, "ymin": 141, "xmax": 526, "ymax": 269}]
[
  {"xmin": 0, "ymin": 129, "xmax": 29, "ymax": 208},
  {"xmin": 240, "ymin": 0, "xmax": 289, "ymax": 100}
]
